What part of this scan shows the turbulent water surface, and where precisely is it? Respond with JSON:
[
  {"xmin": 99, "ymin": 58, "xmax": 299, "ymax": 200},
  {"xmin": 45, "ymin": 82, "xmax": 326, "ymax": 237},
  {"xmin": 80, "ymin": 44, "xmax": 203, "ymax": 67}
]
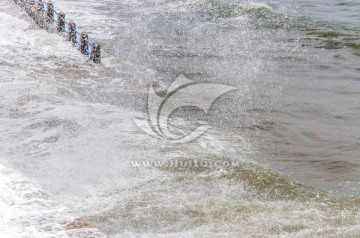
[{"xmin": 1, "ymin": 0, "xmax": 360, "ymax": 237}]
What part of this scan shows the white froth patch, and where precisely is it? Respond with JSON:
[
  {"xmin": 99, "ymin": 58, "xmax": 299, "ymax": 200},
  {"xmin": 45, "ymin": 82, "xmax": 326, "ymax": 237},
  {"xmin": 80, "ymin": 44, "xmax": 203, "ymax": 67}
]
[{"xmin": 0, "ymin": 163, "xmax": 106, "ymax": 237}]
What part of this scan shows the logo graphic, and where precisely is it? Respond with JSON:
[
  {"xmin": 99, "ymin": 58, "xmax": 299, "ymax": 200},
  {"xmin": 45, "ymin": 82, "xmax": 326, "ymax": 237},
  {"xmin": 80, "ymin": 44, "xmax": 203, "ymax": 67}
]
[{"xmin": 133, "ymin": 74, "xmax": 236, "ymax": 143}]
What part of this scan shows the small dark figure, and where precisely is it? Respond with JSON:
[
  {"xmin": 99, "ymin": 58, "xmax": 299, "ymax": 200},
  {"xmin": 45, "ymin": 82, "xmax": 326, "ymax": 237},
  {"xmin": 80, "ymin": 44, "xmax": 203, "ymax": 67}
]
[
  {"xmin": 80, "ymin": 32, "xmax": 89, "ymax": 55},
  {"xmin": 46, "ymin": 1, "xmax": 54, "ymax": 23},
  {"xmin": 91, "ymin": 42, "xmax": 101, "ymax": 64},
  {"xmin": 57, "ymin": 12, "xmax": 66, "ymax": 32},
  {"xmin": 67, "ymin": 21, "xmax": 77, "ymax": 43}
]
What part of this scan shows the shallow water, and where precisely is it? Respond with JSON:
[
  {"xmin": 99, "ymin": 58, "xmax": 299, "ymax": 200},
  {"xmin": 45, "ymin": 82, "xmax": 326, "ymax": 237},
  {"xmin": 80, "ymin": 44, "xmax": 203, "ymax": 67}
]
[{"xmin": 1, "ymin": 0, "xmax": 360, "ymax": 237}]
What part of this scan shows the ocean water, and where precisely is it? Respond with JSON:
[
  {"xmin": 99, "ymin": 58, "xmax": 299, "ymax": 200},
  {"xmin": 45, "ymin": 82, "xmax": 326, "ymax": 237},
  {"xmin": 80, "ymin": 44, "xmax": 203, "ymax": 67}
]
[{"xmin": 0, "ymin": 0, "xmax": 360, "ymax": 237}]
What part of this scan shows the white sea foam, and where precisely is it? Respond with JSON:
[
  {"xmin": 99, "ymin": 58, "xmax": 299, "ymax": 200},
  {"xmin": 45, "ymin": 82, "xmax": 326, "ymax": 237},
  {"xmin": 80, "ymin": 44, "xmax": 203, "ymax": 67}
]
[{"xmin": 0, "ymin": 163, "xmax": 106, "ymax": 237}]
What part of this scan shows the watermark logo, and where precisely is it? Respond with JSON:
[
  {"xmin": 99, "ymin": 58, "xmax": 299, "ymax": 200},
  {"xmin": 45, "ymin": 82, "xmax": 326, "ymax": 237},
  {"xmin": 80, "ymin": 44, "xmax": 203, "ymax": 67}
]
[
  {"xmin": 133, "ymin": 74, "xmax": 236, "ymax": 143},
  {"xmin": 131, "ymin": 159, "xmax": 241, "ymax": 168}
]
